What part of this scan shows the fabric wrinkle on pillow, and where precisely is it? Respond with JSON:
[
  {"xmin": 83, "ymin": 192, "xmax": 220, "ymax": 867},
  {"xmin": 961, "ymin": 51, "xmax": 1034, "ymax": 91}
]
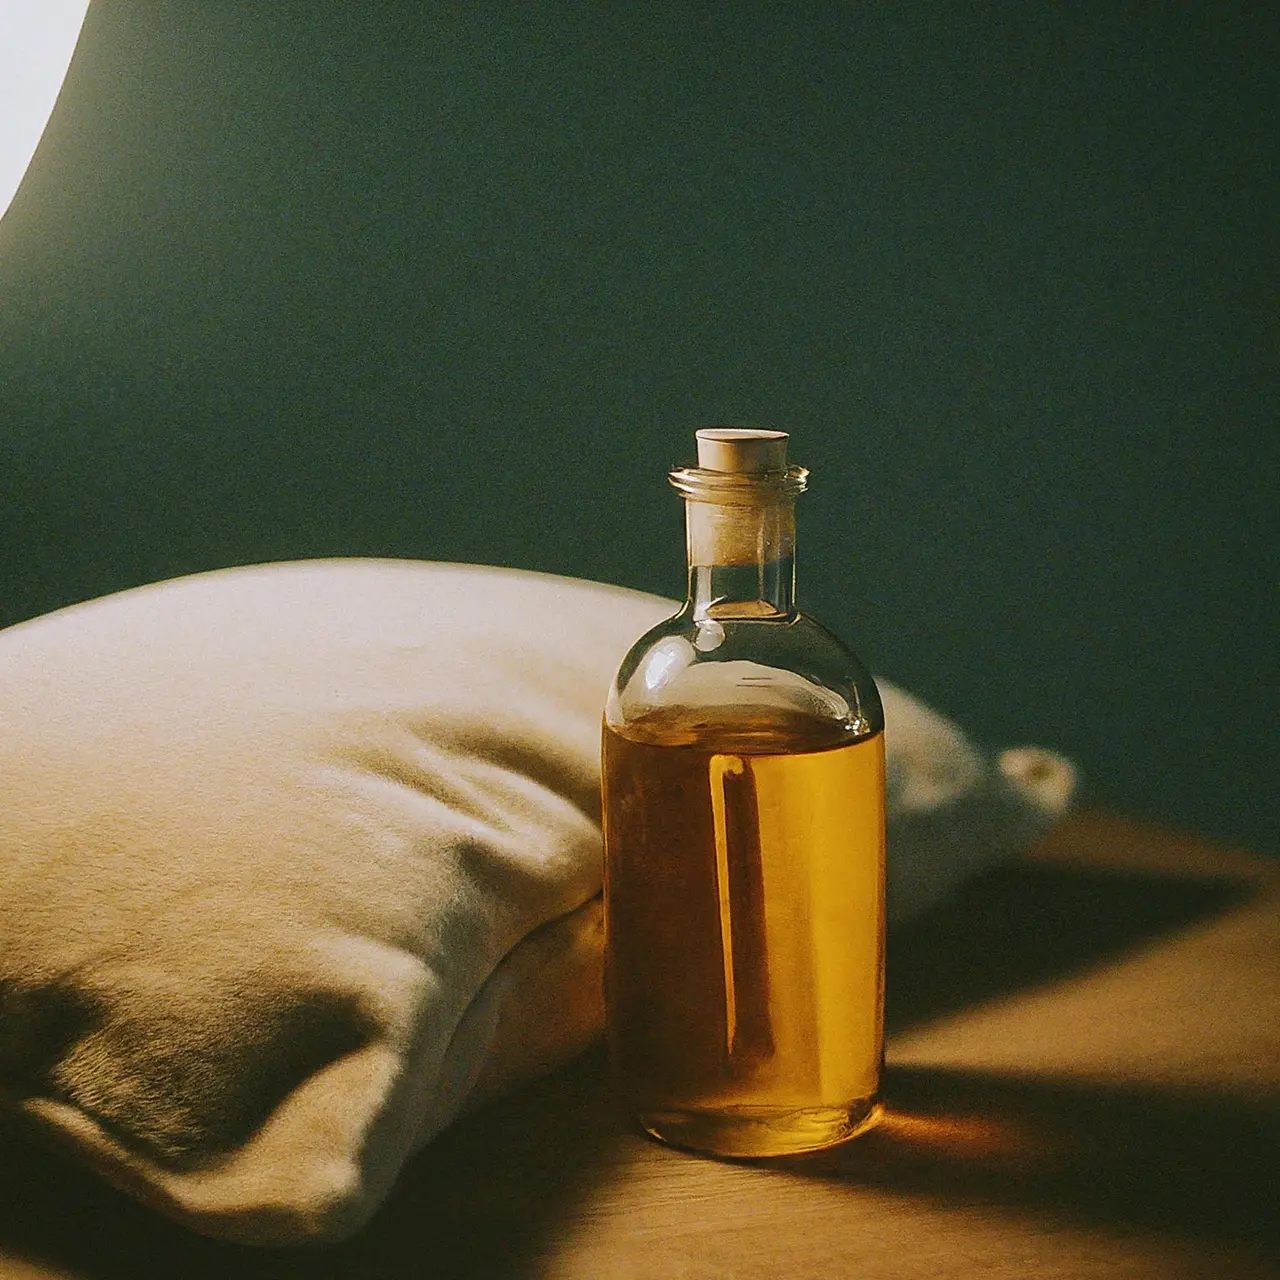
[{"xmin": 0, "ymin": 559, "xmax": 1075, "ymax": 1245}]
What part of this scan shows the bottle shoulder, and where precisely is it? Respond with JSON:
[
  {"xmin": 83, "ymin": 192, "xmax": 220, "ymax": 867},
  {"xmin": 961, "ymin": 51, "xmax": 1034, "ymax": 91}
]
[{"xmin": 605, "ymin": 606, "xmax": 883, "ymax": 741}]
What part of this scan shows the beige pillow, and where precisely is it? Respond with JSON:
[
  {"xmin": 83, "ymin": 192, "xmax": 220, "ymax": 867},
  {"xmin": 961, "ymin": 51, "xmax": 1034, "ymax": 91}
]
[{"xmin": 0, "ymin": 560, "xmax": 1073, "ymax": 1245}]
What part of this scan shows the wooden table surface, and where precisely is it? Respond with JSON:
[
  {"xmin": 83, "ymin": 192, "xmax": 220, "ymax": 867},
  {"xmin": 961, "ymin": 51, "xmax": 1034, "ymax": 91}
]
[{"xmin": 2, "ymin": 812, "xmax": 1277, "ymax": 1278}]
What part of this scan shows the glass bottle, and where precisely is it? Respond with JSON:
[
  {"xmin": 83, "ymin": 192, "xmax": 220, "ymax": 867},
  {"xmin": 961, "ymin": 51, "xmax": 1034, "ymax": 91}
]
[{"xmin": 602, "ymin": 428, "xmax": 886, "ymax": 1158}]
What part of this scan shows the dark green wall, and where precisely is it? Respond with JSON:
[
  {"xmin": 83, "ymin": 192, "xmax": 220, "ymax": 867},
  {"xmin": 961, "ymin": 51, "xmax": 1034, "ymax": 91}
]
[{"xmin": 2, "ymin": 1, "xmax": 1276, "ymax": 853}]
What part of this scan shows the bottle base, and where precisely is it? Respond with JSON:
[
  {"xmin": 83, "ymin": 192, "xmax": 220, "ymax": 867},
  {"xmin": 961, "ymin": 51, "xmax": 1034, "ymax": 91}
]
[{"xmin": 635, "ymin": 1097, "xmax": 883, "ymax": 1159}]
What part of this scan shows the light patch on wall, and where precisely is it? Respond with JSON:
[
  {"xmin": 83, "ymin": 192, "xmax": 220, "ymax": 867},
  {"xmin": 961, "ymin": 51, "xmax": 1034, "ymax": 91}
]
[{"xmin": 0, "ymin": 0, "xmax": 91, "ymax": 222}]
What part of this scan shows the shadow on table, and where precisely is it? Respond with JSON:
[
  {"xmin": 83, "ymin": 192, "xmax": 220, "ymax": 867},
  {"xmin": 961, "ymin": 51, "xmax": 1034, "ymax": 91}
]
[
  {"xmin": 885, "ymin": 857, "xmax": 1252, "ymax": 1032},
  {"xmin": 788, "ymin": 1063, "xmax": 1280, "ymax": 1255},
  {"xmin": 0, "ymin": 848, "xmax": 1266, "ymax": 1278},
  {"xmin": 0, "ymin": 1054, "xmax": 618, "ymax": 1280}
]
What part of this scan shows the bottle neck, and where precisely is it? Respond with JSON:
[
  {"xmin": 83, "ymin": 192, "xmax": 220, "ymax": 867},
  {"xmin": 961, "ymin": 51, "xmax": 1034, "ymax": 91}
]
[{"xmin": 684, "ymin": 498, "xmax": 797, "ymax": 620}]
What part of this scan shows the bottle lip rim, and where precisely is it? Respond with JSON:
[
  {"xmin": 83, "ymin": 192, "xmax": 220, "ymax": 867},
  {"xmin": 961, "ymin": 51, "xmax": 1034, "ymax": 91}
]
[{"xmin": 668, "ymin": 464, "xmax": 809, "ymax": 501}]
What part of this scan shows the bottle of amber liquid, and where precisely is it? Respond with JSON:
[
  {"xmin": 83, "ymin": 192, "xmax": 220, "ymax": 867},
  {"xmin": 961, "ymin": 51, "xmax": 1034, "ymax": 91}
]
[{"xmin": 602, "ymin": 428, "xmax": 886, "ymax": 1158}]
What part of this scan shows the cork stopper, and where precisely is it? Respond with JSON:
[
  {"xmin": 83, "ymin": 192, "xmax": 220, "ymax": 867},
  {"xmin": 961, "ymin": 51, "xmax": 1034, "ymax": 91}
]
[
  {"xmin": 677, "ymin": 429, "xmax": 799, "ymax": 571},
  {"xmin": 695, "ymin": 429, "xmax": 788, "ymax": 474}
]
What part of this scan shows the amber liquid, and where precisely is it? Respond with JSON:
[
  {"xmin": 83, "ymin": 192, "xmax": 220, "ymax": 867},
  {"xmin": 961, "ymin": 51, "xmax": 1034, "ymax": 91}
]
[{"xmin": 602, "ymin": 707, "xmax": 886, "ymax": 1157}]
